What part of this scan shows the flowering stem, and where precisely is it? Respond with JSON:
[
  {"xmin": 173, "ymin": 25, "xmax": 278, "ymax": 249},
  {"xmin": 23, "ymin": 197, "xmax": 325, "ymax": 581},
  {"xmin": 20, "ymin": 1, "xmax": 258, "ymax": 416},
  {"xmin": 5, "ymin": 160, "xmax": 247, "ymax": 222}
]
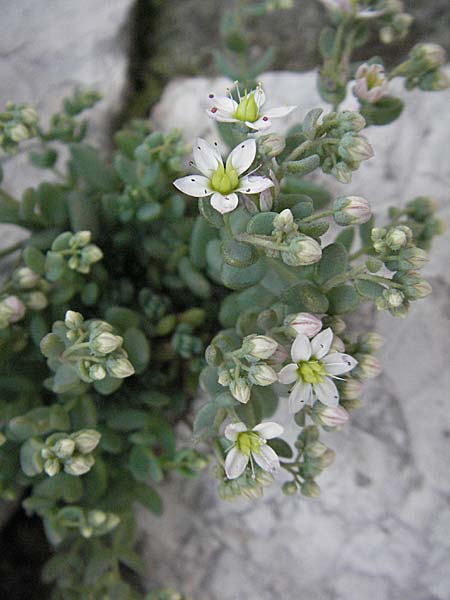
[
  {"xmin": 300, "ymin": 209, "xmax": 334, "ymax": 223},
  {"xmin": 235, "ymin": 233, "xmax": 284, "ymax": 251},
  {"xmin": 357, "ymin": 273, "xmax": 403, "ymax": 289},
  {"xmin": 223, "ymin": 214, "xmax": 234, "ymax": 238},
  {"xmin": 348, "ymin": 247, "xmax": 369, "ymax": 261},
  {"xmin": 321, "ymin": 264, "xmax": 367, "ymax": 292},
  {"xmin": 61, "ymin": 341, "xmax": 91, "ymax": 360}
]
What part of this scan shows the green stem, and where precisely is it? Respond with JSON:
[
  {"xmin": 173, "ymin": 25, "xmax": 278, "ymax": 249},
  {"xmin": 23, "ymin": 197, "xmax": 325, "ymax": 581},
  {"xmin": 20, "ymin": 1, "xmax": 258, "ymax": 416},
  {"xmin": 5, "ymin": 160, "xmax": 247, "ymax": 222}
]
[
  {"xmin": 61, "ymin": 341, "xmax": 90, "ymax": 359},
  {"xmin": 223, "ymin": 214, "xmax": 234, "ymax": 239},
  {"xmin": 301, "ymin": 209, "xmax": 334, "ymax": 224},
  {"xmin": 357, "ymin": 273, "xmax": 403, "ymax": 289},
  {"xmin": 348, "ymin": 247, "xmax": 369, "ymax": 261},
  {"xmin": 322, "ymin": 264, "xmax": 366, "ymax": 292},
  {"xmin": 235, "ymin": 233, "xmax": 284, "ymax": 251}
]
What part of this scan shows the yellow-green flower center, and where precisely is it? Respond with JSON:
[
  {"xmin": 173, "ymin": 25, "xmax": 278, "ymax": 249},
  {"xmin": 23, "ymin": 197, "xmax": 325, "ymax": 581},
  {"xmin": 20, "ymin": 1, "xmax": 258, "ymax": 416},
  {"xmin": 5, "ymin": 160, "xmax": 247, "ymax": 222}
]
[
  {"xmin": 210, "ymin": 162, "xmax": 239, "ymax": 194},
  {"xmin": 297, "ymin": 359, "xmax": 327, "ymax": 384},
  {"xmin": 234, "ymin": 93, "xmax": 260, "ymax": 123},
  {"xmin": 236, "ymin": 431, "xmax": 263, "ymax": 457},
  {"xmin": 366, "ymin": 71, "xmax": 383, "ymax": 89}
]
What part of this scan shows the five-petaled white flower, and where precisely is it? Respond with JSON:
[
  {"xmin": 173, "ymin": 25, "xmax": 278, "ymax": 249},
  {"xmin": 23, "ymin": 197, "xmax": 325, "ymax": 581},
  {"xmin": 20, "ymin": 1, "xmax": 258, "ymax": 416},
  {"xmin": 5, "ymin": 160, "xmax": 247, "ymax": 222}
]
[
  {"xmin": 207, "ymin": 85, "xmax": 296, "ymax": 131},
  {"xmin": 318, "ymin": 0, "xmax": 384, "ymax": 19},
  {"xmin": 224, "ymin": 421, "xmax": 284, "ymax": 480},
  {"xmin": 278, "ymin": 328, "xmax": 358, "ymax": 412},
  {"xmin": 173, "ymin": 138, "xmax": 273, "ymax": 214}
]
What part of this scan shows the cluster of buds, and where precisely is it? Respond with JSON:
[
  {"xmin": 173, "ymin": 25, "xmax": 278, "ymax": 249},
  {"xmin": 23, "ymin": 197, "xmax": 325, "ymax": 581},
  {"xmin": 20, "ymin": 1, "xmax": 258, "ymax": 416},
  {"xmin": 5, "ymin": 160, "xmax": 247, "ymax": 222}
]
[
  {"xmin": 52, "ymin": 506, "xmax": 120, "ymax": 539},
  {"xmin": 45, "ymin": 230, "xmax": 103, "ymax": 280},
  {"xmin": 316, "ymin": 110, "xmax": 373, "ymax": 183},
  {"xmin": 135, "ymin": 130, "xmax": 190, "ymax": 173},
  {"xmin": 41, "ymin": 310, "xmax": 135, "ymax": 388},
  {"xmin": 393, "ymin": 43, "xmax": 450, "ymax": 92},
  {"xmin": 62, "ymin": 88, "xmax": 102, "ymax": 116},
  {"xmin": 215, "ymin": 463, "xmax": 275, "ymax": 500},
  {"xmin": 379, "ymin": 3, "xmax": 413, "ymax": 44},
  {"xmin": 282, "ymin": 425, "xmax": 336, "ymax": 498},
  {"xmin": 22, "ymin": 429, "xmax": 101, "ymax": 478},
  {"xmin": 7, "ymin": 266, "xmax": 50, "ymax": 314},
  {"xmin": 0, "ymin": 102, "xmax": 38, "ymax": 154},
  {"xmin": 216, "ymin": 335, "xmax": 280, "ymax": 404},
  {"xmin": 333, "ymin": 195, "xmax": 372, "ymax": 225},
  {"xmin": 354, "ymin": 63, "xmax": 388, "ymax": 104},
  {"xmin": 268, "ymin": 209, "xmax": 323, "ymax": 266},
  {"xmin": 396, "ymin": 196, "xmax": 446, "ymax": 251},
  {"xmin": 371, "ymin": 225, "xmax": 431, "ymax": 316},
  {"xmin": 342, "ymin": 332, "xmax": 383, "ymax": 397}
]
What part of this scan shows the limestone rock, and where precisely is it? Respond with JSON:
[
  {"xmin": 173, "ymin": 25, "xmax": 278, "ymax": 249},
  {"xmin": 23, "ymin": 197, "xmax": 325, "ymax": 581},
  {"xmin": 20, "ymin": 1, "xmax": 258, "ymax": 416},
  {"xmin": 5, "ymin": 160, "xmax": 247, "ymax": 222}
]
[{"xmin": 142, "ymin": 70, "xmax": 450, "ymax": 599}]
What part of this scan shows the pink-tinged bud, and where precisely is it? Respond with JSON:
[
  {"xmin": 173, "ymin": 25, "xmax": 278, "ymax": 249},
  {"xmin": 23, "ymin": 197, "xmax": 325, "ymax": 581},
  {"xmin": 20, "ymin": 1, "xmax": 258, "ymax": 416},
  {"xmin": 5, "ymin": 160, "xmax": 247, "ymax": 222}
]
[
  {"xmin": 333, "ymin": 196, "xmax": 372, "ymax": 226},
  {"xmin": 286, "ymin": 312, "xmax": 322, "ymax": 338},
  {"xmin": 2, "ymin": 295, "xmax": 26, "ymax": 323},
  {"xmin": 331, "ymin": 335, "xmax": 345, "ymax": 353},
  {"xmin": 357, "ymin": 354, "xmax": 382, "ymax": 379},
  {"xmin": 267, "ymin": 344, "xmax": 289, "ymax": 365},
  {"xmin": 340, "ymin": 378, "xmax": 364, "ymax": 400},
  {"xmin": 354, "ymin": 63, "xmax": 388, "ymax": 103},
  {"xmin": 316, "ymin": 405, "xmax": 350, "ymax": 428}
]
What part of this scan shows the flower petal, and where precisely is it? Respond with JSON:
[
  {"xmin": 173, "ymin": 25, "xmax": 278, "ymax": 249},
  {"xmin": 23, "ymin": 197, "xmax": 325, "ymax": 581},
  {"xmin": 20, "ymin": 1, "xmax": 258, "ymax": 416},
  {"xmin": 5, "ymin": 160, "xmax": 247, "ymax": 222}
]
[
  {"xmin": 322, "ymin": 352, "xmax": 358, "ymax": 376},
  {"xmin": 289, "ymin": 381, "xmax": 312, "ymax": 413},
  {"xmin": 246, "ymin": 118, "xmax": 272, "ymax": 131},
  {"xmin": 226, "ymin": 139, "xmax": 256, "ymax": 176},
  {"xmin": 210, "ymin": 192, "xmax": 239, "ymax": 214},
  {"xmin": 225, "ymin": 446, "xmax": 248, "ymax": 479},
  {"xmin": 210, "ymin": 96, "xmax": 238, "ymax": 114},
  {"xmin": 264, "ymin": 105, "xmax": 297, "ymax": 119},
  {"xmin": 311, "ymin": 328, "xmax": 333, "ymax": 359},
  {"xmin": 291, "ymin": 334, "xmax": 312, "ymax": 362},
  {"xmin": 193, "ymin": 138, "xmax": 222, "ymax": 176},
  {"xmin": 278, "ymin": 363, "xmax": 298, "ymax": 384},
  {"xmin": 173, "ymin": 175, "xmax": 213, "ymax": 197},
  {"xmin": 206, "ymin": 109, "xmax": 239, "ymax": 124},
  {"xmin": 224, "ymin": 422, "xmax": 247, "ymax": 441},
  {"xmin": 253, "ymin": 421, "xmax": 284, "ymax": 440},
  {"xmin": 237, "ymin": 175, "xmax": 274, "ymax": 194},
  {"xmin": 314, "ymin": 376, "xmax": 339, "ymax": 406},
  {"xmin": 253, "ymin": 87, "xmax": 266, "ymax": 109},
  {"xmin": 252, "ymin": 444, "xmax": 279, "ymax": 473}
]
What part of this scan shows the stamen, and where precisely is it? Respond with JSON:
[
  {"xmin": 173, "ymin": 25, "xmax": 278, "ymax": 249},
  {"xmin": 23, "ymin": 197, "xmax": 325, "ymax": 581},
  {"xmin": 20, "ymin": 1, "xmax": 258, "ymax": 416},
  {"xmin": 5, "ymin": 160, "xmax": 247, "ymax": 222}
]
[
  {"xmin": 211, "ymin": 107, "xmax": 218, "ymax": 113},
  {"xmin": 208, "ymin": 93, "xmax": 214, "ymax": 99},
  {"xmin": 263, "ymin": 116, "xmax": 269, "ymax": 122}
]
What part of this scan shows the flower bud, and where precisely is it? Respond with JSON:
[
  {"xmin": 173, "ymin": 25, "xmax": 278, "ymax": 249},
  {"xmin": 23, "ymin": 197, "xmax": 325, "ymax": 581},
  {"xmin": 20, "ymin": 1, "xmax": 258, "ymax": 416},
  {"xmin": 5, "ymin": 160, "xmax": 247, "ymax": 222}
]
[
  {"xmin": 26, "ymin": 291, "xmax": 48, "ymax": 310},
  {"xmin": 338, "ymin": 110, "xmax": 366, "ymax": 132},
  {"xmin": 385, "ymin": 225, "xmax": 412, "ymax": 250},
  {"xmin": 411, "ymin": 43, "xmax": 446, "ymax": 71},
  {"xmin": 333, "ymin": 196, "xmax": 372, "ymax": 225},
  {"xmin": 330, "ymin": 335, "xmax": 345, "ymax": 353},
  {"xmin": 64, "ymin": 453, "xmax": 95, "ymax": 476},
  {"xmin": 9, "ymin": 123, "xmax": 29, "ymax": 142},
  {"xmin": 259, "ymin": 133, "xmax": 286, "ymax": 158},
  {"xmin": 357, "ymin": 332, "xmax": 384, "ymax": 353},
  {"xmin": 88, "ymin": 510, "xmax": 106, "ymax": 527},
  {"xmin": 339, "ymin": 133, "xmax": 374, "ymax": 163},
  {"xmin": 282, "ymin": 481, "xmax": 298, "ymax": 495},
  {"xmin": 354, "ymin": 63, "xmax": 388, "ymax": 103},
  {"xmin": 340, "ymin": 378, "xmax": 364, "ymax": 400},
  {"xmin": 286, "ymin": 312, "xmax": 322, "ymax": 338},
  {"xmin": 396, "ymin": 272, "xmax": 432, "ymax": 300},
  {"xmin": 44, "ymin": 458, "xmax": 60, "ymax": 477},
  {"xmin": 259, "ymin": 188, "xmax": 274, "ymax": 212},
  {"xmin": 229, "ymin": 378, "xmax": 251, "ymax": 404},
  {"xmin": 318, "ymin": 448, "xmax": 336, "ymax": 468},
  {"xmin": 397, "ymin": 247, "xmax": 428, "ymax": 270},
  {"xmin": 106, "ymin": 357, "xmax": 135, "ymax": 379},
  {"xmin": 14, "ymin": 267, "xmax": 40, "ymax": 289},
  {"xmin": 89, "ymin": 364, "xmax": 106, "ymax": 380},
  {"xmin": 267, "ymin": 344, "xmax": 289, "ymax": 365},
  {"xmin": 357, "ymin": 354, "xmax": 382, "ymax": 379},
  {"xmin": 384, "ymin": 289, "xmax": 405, "ymax": 308},
  {"xmin": 244, "ymin": 335, "xmax": 278, "ymax": 360},
  {"xmin": 273, "ymin": 209, "xmax": 295, "ymax": 233},
  {"xmin": 301, "ymin": 479, "xmax": 321, "ymax": 498},
  {"xmin": 1, "ymin": 295, "xmax": 25, "ymax": 323},
  {"xmin": 331, "ymin": 161, "xmax": 352, "ymax": 184},
  {"xmin": 20, "ymin": 106, "xmax": 38, "ymax": 125},
  {"xmin": 90, "ymin": 332, "xmax": 122, "ymax": 354},
  {"xmin": 248, "ymin": 364, "xmax": 278, "ymax": 386},
  {"xmin": 53, "ymin": 438, "xmax": 75, "ymax": 460},
  {"xmin": 65, "ymin": 310, "xmax": 84, "ymax": 330},
  {"xmin": 218, "ymin": 369, "xmax": 232, "ymax": 386},
  {"xmin": 314, "ymin": 404, "xmax": 349, "ymax": 428},
  {"xmin": 71, "ymin": 429, "xmax": 101, "ymax": 454},
  {"xmin": 305, "ymin": 441, "xmax": 328, "ymax": 458},
  {"xmin": 284, "ymin": 235, "xmax": 322, "ymax": 266}
]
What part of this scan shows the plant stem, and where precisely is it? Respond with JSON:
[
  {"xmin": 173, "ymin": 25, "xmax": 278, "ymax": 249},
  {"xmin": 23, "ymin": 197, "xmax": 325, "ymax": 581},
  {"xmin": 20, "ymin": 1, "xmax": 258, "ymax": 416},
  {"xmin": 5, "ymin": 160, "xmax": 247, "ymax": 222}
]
[
  {"xmin": 322, "ymin": 264, "xmax": 366, "ymax": 292},
  {"xmin": 357, "ymin": 273, "xmax": 403, "ymax": 289},
  {"xmin": 301, "ymin": 209, "xmax": 334, "ymax": 224}
]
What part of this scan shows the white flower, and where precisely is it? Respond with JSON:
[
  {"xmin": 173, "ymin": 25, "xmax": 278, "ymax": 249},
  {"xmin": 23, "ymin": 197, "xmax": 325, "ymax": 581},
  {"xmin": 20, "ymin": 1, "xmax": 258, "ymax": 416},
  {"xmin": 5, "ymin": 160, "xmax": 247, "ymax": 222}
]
[
  {"xmin": 318, "ymin": 0, "xmax": 385, "ymax": 19},
  {"xmin": 354, "ymin": 63, "xmax": 388, "ymax": 103},
  {"xmin": 173, "ymin": 138, "xmax": 273, "ymax": 214},
  {"xmin": 224, "ymin": 421, "xmax": 284, "ymax": 479},
  {"xmin": 206, "ymin": 84, "xmax": 296, "ymax": 131},
  {"xmin": 286, "ymin": 312, "xmax": 322, "ymax": 338},
  {"xmin": 278, "ymin": 328, "xmax": 358, "ymax": 412}
]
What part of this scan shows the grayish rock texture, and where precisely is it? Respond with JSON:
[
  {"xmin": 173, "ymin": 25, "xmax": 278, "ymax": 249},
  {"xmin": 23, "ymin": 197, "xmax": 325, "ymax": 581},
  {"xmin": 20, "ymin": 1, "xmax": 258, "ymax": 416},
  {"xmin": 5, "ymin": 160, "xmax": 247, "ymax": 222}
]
[{"xmin": 143, "ymin": 70, "xmax": 450, "ymax": 599}]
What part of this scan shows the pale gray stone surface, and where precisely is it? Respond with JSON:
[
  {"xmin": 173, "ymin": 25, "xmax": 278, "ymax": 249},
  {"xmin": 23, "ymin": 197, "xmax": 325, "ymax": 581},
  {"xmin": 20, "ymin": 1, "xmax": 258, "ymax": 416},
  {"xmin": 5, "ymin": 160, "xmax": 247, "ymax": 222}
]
[
  {"xmin": 142, "ymin": 71, "xmax": 450, "ymax": 599},
  {"xmin": 0, "ymin": 0, "xmax": 133, "ymax": 251}
]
